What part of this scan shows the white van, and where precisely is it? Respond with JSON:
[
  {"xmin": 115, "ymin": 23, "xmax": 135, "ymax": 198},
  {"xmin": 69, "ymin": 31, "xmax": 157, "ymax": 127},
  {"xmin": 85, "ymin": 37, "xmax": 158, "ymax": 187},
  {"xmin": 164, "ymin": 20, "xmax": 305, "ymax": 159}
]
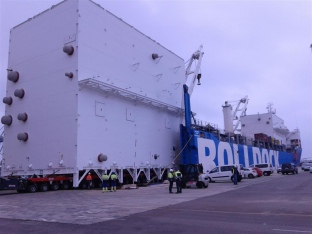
[
  {"xmin": 208, "ymin": 165, "xmax": 242, "ymax": 182},
  {"xmin": 251, "ymin": 163, "xmax": 274, "ymax": 176}
]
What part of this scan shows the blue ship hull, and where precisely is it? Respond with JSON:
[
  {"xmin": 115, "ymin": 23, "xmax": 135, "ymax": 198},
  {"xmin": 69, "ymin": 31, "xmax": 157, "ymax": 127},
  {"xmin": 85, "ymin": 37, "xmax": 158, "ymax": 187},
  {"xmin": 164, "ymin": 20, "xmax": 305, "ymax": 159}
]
[{"xmin": 180, "ymin": 126, "xmax": 302, "ymax": 171}]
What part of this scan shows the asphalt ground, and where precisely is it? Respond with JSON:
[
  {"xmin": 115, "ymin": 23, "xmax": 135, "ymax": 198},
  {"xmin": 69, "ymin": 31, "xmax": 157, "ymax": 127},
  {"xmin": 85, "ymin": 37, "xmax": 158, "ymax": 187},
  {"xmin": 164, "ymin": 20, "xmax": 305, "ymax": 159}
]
[{"xmin": 0, "ymin": 171, "xmax": 311, "ymax": 234}]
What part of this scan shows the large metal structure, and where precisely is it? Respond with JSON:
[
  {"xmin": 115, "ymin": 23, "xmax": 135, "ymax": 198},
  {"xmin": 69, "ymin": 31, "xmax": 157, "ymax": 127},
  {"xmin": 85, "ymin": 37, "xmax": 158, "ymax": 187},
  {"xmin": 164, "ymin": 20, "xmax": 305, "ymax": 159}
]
[
  {"xmin": 1, "ymin": 0, "xmax": 187, "ymax": 187},
  {"xmin": 222, "ymin": 96, "xmax": 248, "ymax": 134}
]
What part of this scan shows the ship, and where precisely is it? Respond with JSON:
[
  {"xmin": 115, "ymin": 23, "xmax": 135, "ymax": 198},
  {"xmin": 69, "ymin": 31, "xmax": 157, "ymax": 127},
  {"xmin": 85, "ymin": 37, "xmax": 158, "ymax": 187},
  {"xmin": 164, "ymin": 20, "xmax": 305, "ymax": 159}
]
[
  {"xmin": 180, "ymin": 94, "xmax": 302, "ymax": 172},
  {"xmin": 0, "ymin": 0, "xmax": 302, "ymax": 192}
]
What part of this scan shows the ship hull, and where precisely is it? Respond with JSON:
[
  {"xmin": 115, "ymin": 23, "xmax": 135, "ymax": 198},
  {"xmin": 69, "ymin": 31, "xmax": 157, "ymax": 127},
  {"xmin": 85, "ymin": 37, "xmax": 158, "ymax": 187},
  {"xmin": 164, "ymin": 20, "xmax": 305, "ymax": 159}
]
[{"xmin": 180, "ymin": 127, "xmax": 302, "ymax": 171}]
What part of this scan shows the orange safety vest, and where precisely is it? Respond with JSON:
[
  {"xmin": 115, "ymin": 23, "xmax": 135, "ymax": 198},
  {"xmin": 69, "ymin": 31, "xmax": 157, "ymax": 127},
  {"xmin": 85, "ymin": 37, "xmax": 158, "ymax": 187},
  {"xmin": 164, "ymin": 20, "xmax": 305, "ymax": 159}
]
[{"xmin": 86, "ymin": 174, "xmax": 92, "ymax": 181}]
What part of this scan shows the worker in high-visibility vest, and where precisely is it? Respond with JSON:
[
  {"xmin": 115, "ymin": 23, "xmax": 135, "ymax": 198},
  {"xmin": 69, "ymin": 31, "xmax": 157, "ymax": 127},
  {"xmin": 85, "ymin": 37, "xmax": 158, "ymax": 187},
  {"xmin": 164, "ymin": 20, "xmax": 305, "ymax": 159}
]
[
  {"xmin": 168, "ymin": 168, "xmax": 174, "ymax": 194},
  {"xmin": 86, "ymin": 172, "xmax": 92, "ymax": 189},
  {"xmin": 102, "ymin": 172, "xmax": 109, "ymax": 193},
  {"xmin": 174, "ymin": 169, "xmax": 182, "ymax": 194},
  {"xmin": 110, "ymin": 172, "xmax": 118, "ymax": 192}
]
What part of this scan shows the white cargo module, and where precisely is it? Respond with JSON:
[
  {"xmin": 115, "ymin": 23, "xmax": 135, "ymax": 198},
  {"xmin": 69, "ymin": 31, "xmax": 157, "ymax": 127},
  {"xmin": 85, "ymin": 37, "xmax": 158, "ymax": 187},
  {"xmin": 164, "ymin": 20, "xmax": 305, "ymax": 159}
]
[{"xmin": 1, "ymin": 0, "xmax": 185, "ymax": 186}]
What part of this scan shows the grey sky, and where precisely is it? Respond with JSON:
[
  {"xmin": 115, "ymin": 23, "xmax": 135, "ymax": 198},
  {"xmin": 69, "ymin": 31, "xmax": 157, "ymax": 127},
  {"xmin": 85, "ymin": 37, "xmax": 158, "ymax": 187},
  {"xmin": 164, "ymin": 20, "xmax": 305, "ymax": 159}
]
[{"xmin": 0, "ymin": 0, "xmax": 311, "ymax": 160}]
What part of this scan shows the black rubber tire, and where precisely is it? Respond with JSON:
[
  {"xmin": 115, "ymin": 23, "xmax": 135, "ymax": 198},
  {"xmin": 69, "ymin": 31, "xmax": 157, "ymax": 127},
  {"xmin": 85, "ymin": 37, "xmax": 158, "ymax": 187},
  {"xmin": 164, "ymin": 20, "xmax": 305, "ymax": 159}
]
[
  {"xmin": 51, "ymin": 182, "xmax": 59, "ymax": 190},
  {"xmin": 40, "ymin": 183, "xmax": 49, "ymax": 192},
  {"xmin": 27, "ymin": 184, "xmax": 37, "ymax": 193},
  {"xmin": 61, "ymin": 182, "xmax": 69, "ymax": 190},
  {"xmin": 196, "ymin": 182, "xmax": 203, "ymax": 188},
  {"xmin": 80, "ymin": 181, "xmax": 87, "ymax": 189},
  {"xmin": 248, "ymin": 174, "xmax": 254, "ymax": 179}
]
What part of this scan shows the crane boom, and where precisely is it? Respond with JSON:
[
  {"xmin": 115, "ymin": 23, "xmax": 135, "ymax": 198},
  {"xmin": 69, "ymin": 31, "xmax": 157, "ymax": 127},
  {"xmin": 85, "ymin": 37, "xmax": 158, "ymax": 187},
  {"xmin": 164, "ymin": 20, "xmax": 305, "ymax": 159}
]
[{"xmin": 185, "ymin": 45, "xmax": 204, "ymax": 96}]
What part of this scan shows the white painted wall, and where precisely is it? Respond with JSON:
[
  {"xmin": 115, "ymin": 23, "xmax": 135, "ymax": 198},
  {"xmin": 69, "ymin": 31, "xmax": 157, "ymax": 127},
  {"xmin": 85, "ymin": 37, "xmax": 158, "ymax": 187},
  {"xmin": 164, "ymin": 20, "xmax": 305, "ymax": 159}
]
[
  {"xmin": 2, "ymin": 0, "xmax": 184, "ymax": 177},
  {"xmin": 2, "ymin": 0, "xmax": 78, "ymax": 176}
]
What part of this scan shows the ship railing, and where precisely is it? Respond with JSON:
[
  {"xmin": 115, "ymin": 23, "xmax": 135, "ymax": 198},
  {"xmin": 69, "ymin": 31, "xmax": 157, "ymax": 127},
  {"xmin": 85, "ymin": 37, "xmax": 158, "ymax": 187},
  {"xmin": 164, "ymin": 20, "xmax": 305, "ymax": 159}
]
[{"xmin": 191, "ymin": 119, "xmax": 218, "ymax": 132}]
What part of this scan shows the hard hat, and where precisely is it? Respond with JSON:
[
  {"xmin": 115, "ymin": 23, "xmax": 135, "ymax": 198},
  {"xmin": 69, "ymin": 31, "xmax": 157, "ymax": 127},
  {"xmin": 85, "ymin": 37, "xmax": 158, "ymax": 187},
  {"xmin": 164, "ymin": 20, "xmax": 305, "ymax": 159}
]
[{"xmin": 170, "ymin": 169, "xmax": 173, "ymax": 172}]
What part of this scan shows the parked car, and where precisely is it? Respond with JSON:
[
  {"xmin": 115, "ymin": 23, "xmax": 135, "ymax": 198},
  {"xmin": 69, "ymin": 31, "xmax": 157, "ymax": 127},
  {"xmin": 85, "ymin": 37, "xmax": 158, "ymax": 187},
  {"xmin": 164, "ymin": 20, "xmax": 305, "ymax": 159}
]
[
  {"xmin": 310, "ymin": 167, "xmax": 312, "ymax": 173},
  {"xmin": 251, "ymin": 163, "xmax": 274, "ymax": 176},
  {"xmin": 208, "ymin": 165, "xmax": 242, "ymax": 183},
  {"xmin": 281, "ymin": 163, "xmax": 298, "ymax": 174},
  {"xmin": 302, "ymin": 163, "xmax": 312, "ymax": 171},
  {"xmin": 241, "ymin": 167, "xmax": 258, "ymax": 179},
  {"xmin": 277, "ymin": 166, "xmax": 282, "ymax": 173},
  {"xmin": 250, "ymin": 167, "xmax": 263, "ymax": 177}
]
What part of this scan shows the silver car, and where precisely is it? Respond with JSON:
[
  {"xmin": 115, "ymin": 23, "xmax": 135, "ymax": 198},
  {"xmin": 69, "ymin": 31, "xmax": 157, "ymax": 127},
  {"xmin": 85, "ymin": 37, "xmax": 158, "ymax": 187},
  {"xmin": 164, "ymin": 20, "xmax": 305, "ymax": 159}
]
[{"xmin": 302, "ymin": 163, "xmax": 312, "ymax": 171}]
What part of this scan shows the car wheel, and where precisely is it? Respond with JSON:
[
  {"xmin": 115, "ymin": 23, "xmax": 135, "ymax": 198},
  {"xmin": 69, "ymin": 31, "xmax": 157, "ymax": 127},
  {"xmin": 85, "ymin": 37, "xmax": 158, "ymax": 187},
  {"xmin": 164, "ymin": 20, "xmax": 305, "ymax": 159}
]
[
  {"xmin": 282, "ymin": 172, "xmax": 285, "ymax": 175},
  {"xmin": 248, "ymin": 174, "xmax": 253, "ymax": 179},
  {"xmin": 196, "ymin": 182, "xmax": 203, "ymax": 189}
]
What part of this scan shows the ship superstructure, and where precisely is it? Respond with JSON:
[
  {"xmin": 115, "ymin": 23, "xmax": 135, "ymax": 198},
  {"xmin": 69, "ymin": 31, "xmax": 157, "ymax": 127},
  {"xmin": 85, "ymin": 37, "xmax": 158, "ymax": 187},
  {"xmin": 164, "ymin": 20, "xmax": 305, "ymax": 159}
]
[{"xmin": 240, "ymin": 106, "xmax": 301, "ymax": 153}]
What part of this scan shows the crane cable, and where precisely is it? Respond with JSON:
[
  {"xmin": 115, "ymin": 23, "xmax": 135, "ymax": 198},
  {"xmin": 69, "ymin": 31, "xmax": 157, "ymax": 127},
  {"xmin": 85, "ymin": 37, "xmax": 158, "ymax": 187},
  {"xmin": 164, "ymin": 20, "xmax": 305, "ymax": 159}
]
[{"xmin": 144, "ymin": 134, "xmax": 193, "ymax": 186}]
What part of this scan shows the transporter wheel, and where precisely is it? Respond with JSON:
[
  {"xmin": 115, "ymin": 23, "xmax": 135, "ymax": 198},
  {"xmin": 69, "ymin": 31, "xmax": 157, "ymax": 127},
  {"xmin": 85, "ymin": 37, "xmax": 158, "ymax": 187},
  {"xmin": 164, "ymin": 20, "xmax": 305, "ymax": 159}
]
[
  {"xmin": 61, "ymin": 182, "xmax": 69, "ymax": 190},
  {"xmin": 80, "ymin": 181, "xmax": 87, "ymax": 189},
  {"xmin": 28, "ymin": 184, "xmax": 37, "ymax": 193},
  {"xmin": 51, "ymin": 182, "xmax": 59, "ymax": 190},
  {"xmin": 196, "ymin": 182, "xmax": 203, "ymax": 189},
  {"xmin": 40, "ymin": 183, "xmax": 49, "ymax": 192}
]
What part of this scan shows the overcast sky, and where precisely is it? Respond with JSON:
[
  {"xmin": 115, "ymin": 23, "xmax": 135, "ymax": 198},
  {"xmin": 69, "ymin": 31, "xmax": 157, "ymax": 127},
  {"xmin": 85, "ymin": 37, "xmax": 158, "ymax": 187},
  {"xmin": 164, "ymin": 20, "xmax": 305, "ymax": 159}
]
[{"xmin": 0, "ymin": 0, "xmax": 311, "ymax": 160}]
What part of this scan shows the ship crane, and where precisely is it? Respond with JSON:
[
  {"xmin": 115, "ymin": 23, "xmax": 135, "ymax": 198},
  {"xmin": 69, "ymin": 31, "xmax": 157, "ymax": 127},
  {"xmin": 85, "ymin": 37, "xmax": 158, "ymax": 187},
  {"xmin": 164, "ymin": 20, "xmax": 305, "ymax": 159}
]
[
  {"xmin": 223, "ymin": 96, "xmax": 248, "ymax": 134},
  {"xmin": 178, "ymin": 46, "xmax": 209, "ymax": 189},
  {"xmin": 184, "ymin": 45, "xmax": 204, "ymax": 96}
]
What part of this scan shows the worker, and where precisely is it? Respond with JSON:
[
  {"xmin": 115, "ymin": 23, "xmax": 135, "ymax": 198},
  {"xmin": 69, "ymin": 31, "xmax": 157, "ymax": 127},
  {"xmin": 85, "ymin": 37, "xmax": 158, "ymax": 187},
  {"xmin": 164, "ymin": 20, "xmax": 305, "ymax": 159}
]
[
  {"xmin": 102, "ymin": 172, "xmax": 109, "ymax": 192},
  {"xmin": 174, "ymin": 169, "xmax": 182, "ymax": 194},
  {"xmin": 110, "ymin": 171, "xmax": 118, "ymax": 192},
  {"xmin": 86, "ymin": 172, "xmax": 92, "ymax": 189},
  {"xmin": 232, "ymin": 165, "xmax": 239, "ymax": 185},
  {"xmin": 168, "ymin": 168, "xmax": 174, "ymax": 194}
]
